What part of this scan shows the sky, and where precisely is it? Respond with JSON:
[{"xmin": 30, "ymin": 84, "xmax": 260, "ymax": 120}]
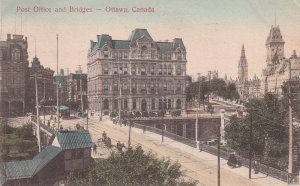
[{"xmin": 1, "ymin": 0, "xmax": 300, "ymax": 80}]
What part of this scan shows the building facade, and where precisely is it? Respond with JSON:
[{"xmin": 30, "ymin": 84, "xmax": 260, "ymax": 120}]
[
  {"xmin": 87, "ymin": 29, "xmax": 187, "ymax": 115},
  {"xmin": 67, "ymin": 71, "xmax": 88, "ymax": 112},
  {"xmin": 53, "ymin": 69, "xmax": 69, "ymax": 106},
  {"xmin": 26, "ymin": 56, "xmax": 55, "ymax": 113},
  {"xmin": 0, "ymin": 34, "xmax": 29, "ymax": 117},
  {"xmin": 262, "ymin": 25, "xmax": 300, "ymax": 95}
]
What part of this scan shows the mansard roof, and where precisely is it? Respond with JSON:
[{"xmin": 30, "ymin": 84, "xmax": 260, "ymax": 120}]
[
  {"xmin": 128, "ymin": 28, "xmax": 153, "ymax": 43},
  {"xmin": 90, "ymin": 29, "xmax": 185, "ymax": 52},
  {"xmin": 266, "ymin": 25, "xmax": 285, "ymax": 45}
]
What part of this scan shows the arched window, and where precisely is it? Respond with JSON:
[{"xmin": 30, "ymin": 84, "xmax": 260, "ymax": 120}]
[
  {"xmin": 141, "ymin": 65, "xmax": 146, "ymax": 75},
  {"xmin": 168, "ymin": 64, "xmax": 172, "ymax": 75},
  {"xmin": 131, "ymin": 65, "xmax": 136, "ymax": 75},
  {"xmin": 163, "ymin": 64, "xmax": 167, "ymax": 75},
  {"xmin": 158, "ymin": 64, "xmax": 162, "ymax": 75},
  {"xmin": 176, "ymin": 99, "xmax": 181, "ymax": 109},
  {"xmin": 176, "ymin": 65, "xmax": 181, "ymax": 75}
]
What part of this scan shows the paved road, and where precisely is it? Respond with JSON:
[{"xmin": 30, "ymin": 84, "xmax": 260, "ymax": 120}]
[{"xmin": 58, "ymin": 116, "xmax": 286, "ymax": 186}]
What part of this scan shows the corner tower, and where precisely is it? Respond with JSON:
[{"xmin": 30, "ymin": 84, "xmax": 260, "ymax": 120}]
[{"xmin": 265, "ymin": 25, "xmax": 285, "ymax": 65}]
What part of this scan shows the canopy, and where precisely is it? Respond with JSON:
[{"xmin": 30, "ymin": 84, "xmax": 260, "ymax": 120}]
[{"xmin": 58, "ymin": 105, "xmax": 69, "ymax": 110}]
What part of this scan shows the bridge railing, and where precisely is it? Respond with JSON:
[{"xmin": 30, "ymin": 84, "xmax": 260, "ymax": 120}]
[
  {"xmin": 131, "ymin": 121, "xmax": 288, "ymax": 182},
  {"xmin": 201, "ymin": 143, "xmax": 288, "ymax": 182},
  {"xmin": 132, "ymin": 122, "xmax": 197, "ymax": 148}
]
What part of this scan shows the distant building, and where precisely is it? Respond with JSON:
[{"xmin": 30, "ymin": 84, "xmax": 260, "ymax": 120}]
[
  {"xmin": 0, "ymin": 130, "xmax": 93, "ymax": 186},
  {"xmin": 87, "ymin": 29, "xmax": 187, "ymax": 115},
  {"xmin": 262, "ymin": 25, "xmax": 300, "ymax": 95},
  {"xmin": 67, "ymin": 71, "xmax": 88, "ymax": 112},
  {"xmin": 207, "ymin": 70, "xmax": 218, "ymax": 81},
  {"xmin": 0, "ymin": 34, "xmax": 29, "ymax": 117},
  {"xmin": 53, "ymin": 69, "xmax": 69, "ymax": 105},
  {"xmin": 26, "ymin": 56, "xmax": 55, "ymax": 113},
  {"xmin": 236, "ymin": 45, "xmax": 261, "ymax": 100}
]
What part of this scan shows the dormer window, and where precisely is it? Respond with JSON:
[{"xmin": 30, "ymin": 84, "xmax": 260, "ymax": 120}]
[
  {"xmin": 176, "ymin": 49, "xmax": 182, "ymax": 60},
  {"xmin": 103, "ymin": 47, "xmax": 109, "ymax": 58},
  {"xmin": 141, "ymin": 46, "xmax": 147, "ymax": 55}
]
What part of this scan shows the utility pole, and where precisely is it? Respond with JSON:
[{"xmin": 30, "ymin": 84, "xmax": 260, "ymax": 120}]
[
  {"xmin": 56, "ymin": 34, "xmax": 60, "ymax": 129},
  {"xmin": 196, "ymin": 73, "xmax": 201, "ymax": 149},
  {"xmin": 128, "ymin": 114, "xmax": 132, "ymax": 147},
  {"xmin": 79, "ymin": 66, "xmax": 84, "ymax": 114},
  {"xmin": 35, "ymin": 74, "xmax": 41, "ymax": 152},
  {"xmin": 217, "ymin": 122, "xmax": 221, "ymax": 186},
  {"xmin": 43, "ymin": 78, "xmax": 45, "ymax": 125},
  {"xmin": 249, "ymin": 108, "xmax": 253, "ymax": 179},
  {"xmin": 288, "ymin": 59, "xmax": 293, "ymax": 183}
]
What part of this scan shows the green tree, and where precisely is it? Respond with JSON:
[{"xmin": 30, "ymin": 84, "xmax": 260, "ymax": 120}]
[
  {"xmin": 66, "ymin": 146, "xmax": 197, "ymax": 186},
  {"xmin": 225, "ymin": 93, "xmax": 288, "ymax": 170}
]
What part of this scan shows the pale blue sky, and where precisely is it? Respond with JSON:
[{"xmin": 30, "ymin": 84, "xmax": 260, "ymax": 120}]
[{"xmin": 1, "ymin": 0, "xmax": 300, "ymax": 79}]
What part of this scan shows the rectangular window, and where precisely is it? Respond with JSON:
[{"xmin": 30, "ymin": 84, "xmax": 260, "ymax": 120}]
[
  {"xmin": 133, "ymin": 99, "xmax": 136, "ymax": 109},
  {"xmin": 104, "ymin": 64, "xmax": 109, "ymax": 75},
  {"xmin": 151, "ymin": 98, "xmax": 155, "ymax": 109},
  {"xmin": 124, "ymin": 67, "xmax": 128, "ymax": 75},
  {"xmin": 114, "ymin": 67, "xmax": 118, "ymax": 75}
]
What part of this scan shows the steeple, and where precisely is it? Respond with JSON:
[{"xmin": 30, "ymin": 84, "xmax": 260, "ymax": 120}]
[
  {"xmin": 239, "ymin": 44, "xmax": 247, "ymax": 66},
  {"xmin": 238, "ymin": 44, "xmax": 248, "ymax": 82}
]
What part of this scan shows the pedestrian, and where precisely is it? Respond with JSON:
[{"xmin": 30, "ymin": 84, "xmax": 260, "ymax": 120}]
[
  {"xmin": 47, "ymin": 120, "xmax": 50, "ymax": 127},
  {"xmin": 60, "ymin": 125, "xmax": 63, "ymax": 130},
  {"xmin": 143, "ymin": 126, "xmax": 146, "ymax": 134},
  {"xmin": 93, "ymin": 143, "xmax": 97, "ymax": 155}
]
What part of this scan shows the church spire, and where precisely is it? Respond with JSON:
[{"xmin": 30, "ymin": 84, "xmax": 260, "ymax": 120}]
[{"xmin": 239, "ymin": 44, "xmax": 247, "ymax": 66}]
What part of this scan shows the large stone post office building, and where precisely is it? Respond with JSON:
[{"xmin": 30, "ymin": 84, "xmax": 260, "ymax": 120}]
[{"xmin": 87, "ymin": 29, "xmax": 187, "ymax": 115}]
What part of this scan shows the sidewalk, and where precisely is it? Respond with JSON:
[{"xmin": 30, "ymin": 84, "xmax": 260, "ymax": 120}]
[{"xmin": 94, "ymin": 117, "xmax": 288, "ymax": 186}]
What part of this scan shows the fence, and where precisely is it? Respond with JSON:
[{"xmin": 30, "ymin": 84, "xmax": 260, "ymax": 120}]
[{"xmin": 131, "ymin": 122, "xmax": 289, "ymax": 182}]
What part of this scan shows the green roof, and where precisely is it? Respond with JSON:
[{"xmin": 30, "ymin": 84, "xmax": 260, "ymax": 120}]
[
  {"xmin": 128, "ymin": 29, "xmax": 153, "ymax": 43},
  {"xmin": 3, "ymin": 146, "xmax": 61, "ymax": 180},
  {"xmin": 56, "ymin": 130, "xmax": 93, "ymax": 150}
]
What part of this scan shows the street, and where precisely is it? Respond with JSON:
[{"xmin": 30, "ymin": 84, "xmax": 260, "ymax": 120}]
[{"xmin": 58, "ymin": 116, "xmax": 286, "ymax": 186}]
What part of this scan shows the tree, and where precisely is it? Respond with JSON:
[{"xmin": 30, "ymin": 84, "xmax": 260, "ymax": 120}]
[
  {"xmin": 66, "ymin": 146, "xmax": 197, "ymax": 186},
  {"xmin": 225, "ymin": 93, "xmax": 288, "ymax": 170}
]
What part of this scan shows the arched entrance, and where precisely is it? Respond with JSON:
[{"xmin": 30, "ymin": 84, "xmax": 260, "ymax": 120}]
[{"xmin": 141, "ymin": 99, "xmax": 147, "ymax": 112}]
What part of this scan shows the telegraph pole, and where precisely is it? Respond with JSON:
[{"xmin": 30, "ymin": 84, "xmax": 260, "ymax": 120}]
[
  {"xmin": 56, "ymin": 34, "xmax": 60, "ymax": 129},
  {"xmin": 35, "ymin": 74, "xmax": 41, "ymax": 152},
  {"xmin": 128, "ymin": 114, "xmax": 132, "ymax": 147},
  {"xmin": 217, "ymin": 122, "xmax": 221, "ymax": 186},
  {"xmin": 196, "ymin": 73, "xmax": 201, "ymax": 149},
  {"xmin": 288, "ymin": 59, "xmax": 293, "ymax": 182},
  {"xmin": 249, "ymin": 108, "xmax": 253, "ymax": 179}
]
